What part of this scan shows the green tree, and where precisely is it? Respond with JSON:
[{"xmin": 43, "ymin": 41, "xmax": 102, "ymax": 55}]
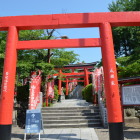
[
  {"xmin": 82, "ymin": 84, "xmax": 93, "ymax": 102},
  {"xmin": 108, "ymin": 0, "xmax": 140, "ymax": 57},
  {"xmin": 108, "ymin": 0, "xmax": 140, "ymax": 78},
  {"xmin": 0, "ymin": 30, "xmax": 79, "ymax": 86},
  {"xmin": 0, "ymin": 31, "xmax": 6, "ymax": 81},
  {"xmin": 109, "ymin": 0, "xmax": 140, "ymax": 12},
  {"xmin": 117, "ymin": 47, "xmax": 140, "ymax": 78}
]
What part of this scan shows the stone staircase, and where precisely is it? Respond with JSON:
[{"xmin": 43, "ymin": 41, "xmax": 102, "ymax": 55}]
[
  {"xmin": 42, "ymin": 106, "xmax": 102, "ymax": 128},
  {"xmin": 69, "ymin": 85, "xmax": 84, "ymax": 99}
]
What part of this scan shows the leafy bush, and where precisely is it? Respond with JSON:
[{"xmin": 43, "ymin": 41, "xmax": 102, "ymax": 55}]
[
  {"xmin": 82, "ymin": 88, "xmax": 86, "ymax": 100},
  {"xmin": 82, "ymin": 84, "xmax": 93, "ymax": 102},
  {"xmin": 43, "ymin": 102, "xmax": 46, "ymax": 107},
  {"xmin": 54, "ymin": 86, "xmax": 59, "ymax": 100},
  {"xmin": 48, "ymin": 102, "xmax": 53, "ymax": 107}
]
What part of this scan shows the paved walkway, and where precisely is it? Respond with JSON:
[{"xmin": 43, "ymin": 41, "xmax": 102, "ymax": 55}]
[
  {"xmin": 31, "ymin": 128, "xmax": 98, "ymax": 140},
  {"xmin": 12, "ymin": 127, "xmax": 98, "ymax": 140},
  {"xmin": 12, "ymin": 125, "xmax": 140, "ymax": 140},
  {"xmin": 11, "ymin": 99, "xmax": 140, "ymax": 140},
  {"xmin": 12, "ymin": 99, "xmax": 99, "ymax": 140},
  {"xmin": 94, "ymin": 123, "xmax": 140, "ymax": 140}
]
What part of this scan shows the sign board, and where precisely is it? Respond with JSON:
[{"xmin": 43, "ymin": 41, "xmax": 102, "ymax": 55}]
[
  {"xmin": 122, "ymin": 85, "xmax": 140, "ymax": 105},
  {"xmin": 25, "ymin": 109, "xmax": 42, "ymax": 133}
]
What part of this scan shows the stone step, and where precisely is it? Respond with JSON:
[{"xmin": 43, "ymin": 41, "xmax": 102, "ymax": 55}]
[
  {"xmin": 42, "ymin": 112, "xmax": 99, "ymax": 116},
  {"xmin": 43, "ymin": 119, "xmax": 101, "ymax": 124},
  {"xmin": 43, "ymin": 122, "xmax": 102, "ymax": 128},
  {"xmin": 41, "ymin": 100, "xmax": 102, "ymax": 128},
  {"xmin": 42, "ymin": 106, "xmax": 99, "ymax": 111},
  {"xmin": 43, "ymin": 115, "xmax": 100, "ymax": 120},
  {"xmin": 42, "ymin": 109, "xmax": 99, "ymax": 113}
]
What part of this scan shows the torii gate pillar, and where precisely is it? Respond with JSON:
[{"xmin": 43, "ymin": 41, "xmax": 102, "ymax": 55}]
[
  {"xmin": 100, "ymin": 22, "xmax": 124, "ymax": 140},
  {"xmin": 84, "ymin": 68, "xmax": 89, "ymax": 86},
  {"xmin": 0, "ymin": 26, "xmax": 18, "ymax": 140},
  {"xmin": 58, "ymin": 70, "xmax": 62, "ymax": 102}
]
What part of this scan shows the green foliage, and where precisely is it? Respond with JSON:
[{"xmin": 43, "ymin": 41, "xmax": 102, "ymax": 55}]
[
  {"xmin": 51, "ymin": 49, "xmax": 79, "ymax": 66},
  {"xmin": 82, "ymin": 88, "xmax": 86, "ymax": 100},
  {"xmin": 0, "ymin": 31, "xmax": 7, "ymax": 81},
  {"xmin": 43, "ymin": 102, "xmax": 47, "ymax": 107},
  {"xmin": 112, "ymin": 26, "xmax": 140, "ymax": 57},
  {"xmin": 108, "ymin": 0, "xmax": 140, "ymax": 12},
  {"xmin": 82, "ymin": 84, "xmax": 93, "ymax": 102},
  {"xmin": 54, "ymin": 86, "xmax": 59, "ymax": 100},
  {"xmin": 0, "ymin": 30, "xmax": 79, "ymax": 87},
  {"xmin": 17, "ymin": 48, "xmax": 79, "ymax": 86},
  {"xmin": 108, "ymin": 0, "xmax": 140, "ymax": 57},
  {"xmin": 117, "ymin": 48, "xmax": 140, "ymax": 78},
  {"xmin": 48, "ymin": 102, "xmax": 53, "ymax": 107},
  {"xmin": 108, "ymin": 0, "xmax": 140, "ymax": 79}
]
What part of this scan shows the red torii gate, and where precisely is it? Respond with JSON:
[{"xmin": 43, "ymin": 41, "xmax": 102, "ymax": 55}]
[
  {"xmin": 53, "ymin": 62, "xmax": 97, "ymax": 95},
  {"xmin": 54, "ymin": 72, "xmax": 85, "ymax": 97},
  {"xmin": 0, "ymin": 12, "xmax": 140, "ymax": 140},
  {"xmin": 54, "ymin": 71, "xmax": 92, "ymax": 94},
  {"xmin": 64, "ymin": 77, "xmax": 83, "ymax": 96},
  {"xmin": 64, "ymin": 75, "xmax": 85, "ymax": 96},
  {"xmin": 54, "ymin": 63, "xmax": 96, "ymax": 95},
  {"xmin": 63, "ymin": 80, "xmax": 84, "ymax": 82},
  {"xmin": 46, "ymin": 73, "xmax": 85, "ymax": 105}
]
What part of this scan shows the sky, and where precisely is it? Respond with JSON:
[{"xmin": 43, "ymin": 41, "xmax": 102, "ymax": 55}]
[{"xmin": 0, "ymin": 0, "xmax": 116, "ymax": 63}]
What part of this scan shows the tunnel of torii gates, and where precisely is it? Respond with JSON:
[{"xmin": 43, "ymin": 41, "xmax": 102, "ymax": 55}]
[
  {"xmin": 0, "ymin": 11, "xmax": 139, "ymax": 140},
  {"xmin": 53, "ymin": 64, "xmax": 95, "ymax": 97}
]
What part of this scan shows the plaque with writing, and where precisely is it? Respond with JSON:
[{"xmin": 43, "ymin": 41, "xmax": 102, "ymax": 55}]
[{"xmin": 122, "ymin": 85, "xmax": 140, "ymax": 105}]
